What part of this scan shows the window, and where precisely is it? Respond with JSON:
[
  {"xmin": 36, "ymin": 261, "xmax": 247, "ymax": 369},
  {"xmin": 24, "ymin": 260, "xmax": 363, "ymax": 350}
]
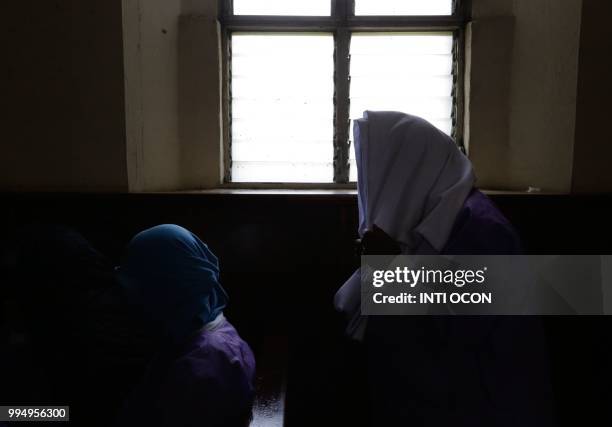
[
  {"xmin": 230, "ymin": 34, "xmax": 335, "ymax": 183},
  {"xmin": 220, "ymin": 0, "xmax": 467, "ymax": 185},
  {"xmin": 354, "ymin": 0, "xmax": 453, "ymax": 16},
  {"xmin": 233, "ymin": 0, "xmax": 331, "ymax": 16}
]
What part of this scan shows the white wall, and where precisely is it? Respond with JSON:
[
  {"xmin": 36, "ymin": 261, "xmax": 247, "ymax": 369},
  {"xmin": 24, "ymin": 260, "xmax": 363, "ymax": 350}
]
[
  {"xmin": 122, "ymin": 0, "xmax": 222, "ymax": 191},
  {"xmin": 178, "ymin": 14, "xmax": 224, "ymax": 189},
  {"xmin": 122, "ymin": 0, "xmax": 183, "ymax": 192}
]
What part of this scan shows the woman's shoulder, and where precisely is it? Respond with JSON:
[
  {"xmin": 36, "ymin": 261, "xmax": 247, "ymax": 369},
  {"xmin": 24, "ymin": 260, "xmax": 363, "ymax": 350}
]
[
  {"xmin": 129, "ymin": 319, "xmax": 256, "ymax": 427},
  {"xmin": 174, "ymin": 318, "xmax": 255, "ymax": 379},
  {"xmin": 444, "ymin": 190, "xmax": 523, "ymax": 254},
  {"xmin": 159, "ymin": 318, "xmax": 256, "ymax": 414}
]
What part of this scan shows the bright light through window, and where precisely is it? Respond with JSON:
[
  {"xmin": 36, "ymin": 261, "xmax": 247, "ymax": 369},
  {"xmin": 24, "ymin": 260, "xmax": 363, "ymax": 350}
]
[
  {"xmin": 349, "ymin": 33, "xmax": 454, "ymax": 181},
  {"xmin": 355, "ymin": 0, "xmax": 453, "ymax": 16},
  {"xmin": 231, "ymin": 34, "xmax": 334, "ymax": 183},
  {"xmin": 233, "ymin": 0, "xmax": 331, "ymax": 16}
]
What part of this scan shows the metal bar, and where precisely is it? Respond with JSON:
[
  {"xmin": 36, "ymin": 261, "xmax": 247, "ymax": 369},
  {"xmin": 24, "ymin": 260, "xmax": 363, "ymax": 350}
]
[
  {"xmin": 454, "ymin": 0, "xmax": 469, "ymax": 152},
  {"xmin": 347, "ymin": 15, "xmax": 464, "ymax": 28},
  {"xmin": 460, "ymin": 0, "xmax": 473, "ymax": 21},
  {"xmin": 453, "ymin": 28, "xmax": 467, "ymax": 152},
  {"xmin": 222, "ymin": 31, "xmax": 233, "ymax": 183},
  {"xmin": 451, "ymin": 31, "xmax": 459, "ymax": 143},
  {"xmin": 348, "ymin": 0, "xmax": 356, "ymax": 17},
  {"xmin": 219, "ymin": 0, "xmax": 232, "ymax": 19},
  {"xmin": 225, "ymin": 23, "xmax": 337, "ymax": 32},
  {"xmin": 331, "ymin": 0, "xmax": 340, "ymax": 19},
  {"xmin": 222, "ymin": 16, "xmax": 337, "ymax": 30},
  {"xmin": 334, "ymin": 27, "xmax": 351, "ymax": 183},
  {"xmin": 331, "ymin": 0, "xmax": 351, "ymax": 183},
  {"xmin": 222, "ymin": 15, "xmax": 464, "ymax": 31}
]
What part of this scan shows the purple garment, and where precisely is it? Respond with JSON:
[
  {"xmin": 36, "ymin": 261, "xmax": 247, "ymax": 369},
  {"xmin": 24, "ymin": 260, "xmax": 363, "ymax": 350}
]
[
  {"xmin": 116, "ymin": 317, "xmax": 255, "ymax": 427},
  {"xmin": 366, "ymin": 190, "xmax": 555, "ymax": 427},
  {"xmin": 444, "ymin": 189, "xmax": 522, "ymax": 254}
]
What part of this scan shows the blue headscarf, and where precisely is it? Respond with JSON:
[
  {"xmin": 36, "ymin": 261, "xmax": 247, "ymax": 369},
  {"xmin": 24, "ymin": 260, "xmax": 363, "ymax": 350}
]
[{"xmin": 116, "ymin": 224, "xmax": 228, "ymax": 343}]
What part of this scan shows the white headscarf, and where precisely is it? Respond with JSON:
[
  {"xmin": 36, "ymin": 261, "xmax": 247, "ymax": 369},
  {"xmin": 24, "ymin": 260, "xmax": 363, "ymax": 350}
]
[
  {"xmin": 335, "ymin": 111, "xmax": 475, "ymax": 338},
  {"xmin": 355, "ymin": 111, "xmax": 475, "ymax": 250}
]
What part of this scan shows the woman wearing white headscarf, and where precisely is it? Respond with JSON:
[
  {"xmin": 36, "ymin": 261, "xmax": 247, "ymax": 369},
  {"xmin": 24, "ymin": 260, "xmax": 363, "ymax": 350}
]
[{"xmin": 335, "ymin": 112, "xmax": 554, "ymax": 426}]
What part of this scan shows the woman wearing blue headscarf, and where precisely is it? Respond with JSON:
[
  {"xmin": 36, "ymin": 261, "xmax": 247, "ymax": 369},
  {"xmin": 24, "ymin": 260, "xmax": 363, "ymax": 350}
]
[{"xmin": 115, "ymin": 224, "xmax": 255, "ymax": 427}]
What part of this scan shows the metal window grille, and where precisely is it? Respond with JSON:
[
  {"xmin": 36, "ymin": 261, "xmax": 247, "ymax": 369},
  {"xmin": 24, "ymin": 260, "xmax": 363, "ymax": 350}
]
[{"xmin": 220, "ymin": 0, "xmax": 468, "ymax": 184}]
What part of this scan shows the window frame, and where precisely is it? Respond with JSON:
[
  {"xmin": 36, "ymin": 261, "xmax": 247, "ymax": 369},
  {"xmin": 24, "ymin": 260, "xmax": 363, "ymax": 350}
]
[{"xmin": 219, "ymin": 0, "xmax": 470, "ymax": 187}]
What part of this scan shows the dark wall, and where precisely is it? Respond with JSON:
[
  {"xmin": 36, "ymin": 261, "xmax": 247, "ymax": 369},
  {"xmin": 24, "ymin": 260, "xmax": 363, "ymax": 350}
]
[
  {"xmin": 4, "ymin": 1, "xmax": 128, "ymax": 191},
  {"xmin": 2, "ymin": 192, "xmax": 611, "ymax": 256},
  {"xmin": 2, "ymin": 192, "xmax": 612, "ymax": 426},
  {"xmin": 2, "ymin": 191, "xmax": 612, "ymax": 330},
  {"xmin": 0, "ymin": 192, "xmax": 361, "ymax": 376},
  {"xmin": 572, "ymin": 0, "xmax": 612, "ymax": 193}
]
